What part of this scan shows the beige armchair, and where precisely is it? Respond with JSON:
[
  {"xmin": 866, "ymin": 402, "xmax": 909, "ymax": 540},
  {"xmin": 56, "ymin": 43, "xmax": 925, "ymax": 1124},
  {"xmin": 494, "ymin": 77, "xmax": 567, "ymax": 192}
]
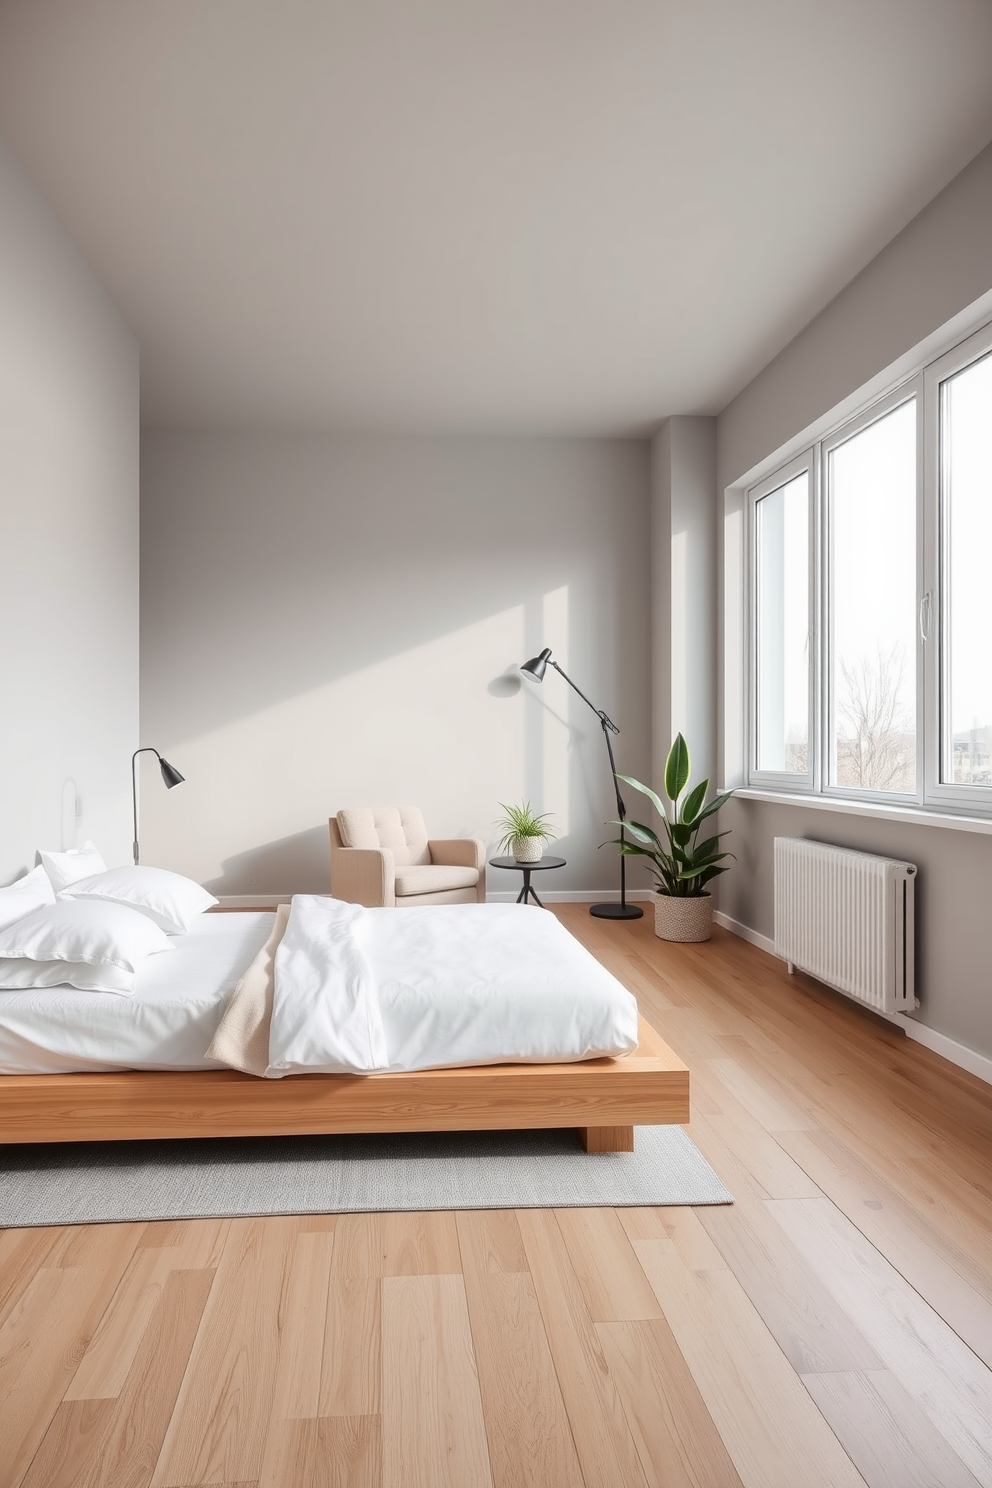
[{"xmin": 329, "ymin": 806, "xmax": 486, "ymax": 907}]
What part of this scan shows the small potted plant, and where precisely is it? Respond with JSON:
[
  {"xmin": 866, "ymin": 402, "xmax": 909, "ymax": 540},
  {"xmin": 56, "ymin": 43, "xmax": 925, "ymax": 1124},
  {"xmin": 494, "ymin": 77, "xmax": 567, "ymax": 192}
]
[
  {"xmin": 611, "ymin": 735, "xmax": 734, "ymax": 942},
  {"xmin": 495, "ymin": 801, "xmax": 557, "ymax": 863}
]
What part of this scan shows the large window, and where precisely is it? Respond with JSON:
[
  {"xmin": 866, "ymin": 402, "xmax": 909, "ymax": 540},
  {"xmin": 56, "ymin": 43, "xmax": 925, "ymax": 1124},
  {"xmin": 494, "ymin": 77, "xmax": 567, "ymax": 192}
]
[{"xmin": 746, "ymin": 319, "xmax": 992, "ymax": 817}]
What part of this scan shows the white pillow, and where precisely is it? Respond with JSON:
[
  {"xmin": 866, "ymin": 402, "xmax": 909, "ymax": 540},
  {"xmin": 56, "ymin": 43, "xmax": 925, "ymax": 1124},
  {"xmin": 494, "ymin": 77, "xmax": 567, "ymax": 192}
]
[
  {"xmin": 0, "ymin": 900, "xmax": 172, "ymax": 996},
  {"xmin": 59, "ymin": 866, "xmax": 218, "ymax": 934},
  {"xmin": 0, "ymin": 865, "xmax": 56, "ymax": 931},
  {"xmin": 0, "ymin": 956, "xmax": 135, "ymax": 996},
  {"xmin": 39, "ymin": 840, "xmax": 107, "ymax": 893}
]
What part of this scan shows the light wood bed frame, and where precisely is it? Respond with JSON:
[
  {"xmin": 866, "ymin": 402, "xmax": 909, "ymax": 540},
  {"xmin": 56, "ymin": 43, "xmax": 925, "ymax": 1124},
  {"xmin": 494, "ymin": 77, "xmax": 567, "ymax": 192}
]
[{"xmin": 0, "ymin": 1015, "xmax": 688, "ymax": 1153}]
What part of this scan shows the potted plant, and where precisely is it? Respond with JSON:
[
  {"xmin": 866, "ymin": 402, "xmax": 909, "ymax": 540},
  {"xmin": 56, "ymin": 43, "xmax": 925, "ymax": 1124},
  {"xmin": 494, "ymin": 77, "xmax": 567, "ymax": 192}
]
[
  {"xmin": 612, "ymin": 735, "xmax": 734, "ymax": 942},
  {"xmin": 495, "ymin": 801, "xmax": 557, "ymax": 863}
]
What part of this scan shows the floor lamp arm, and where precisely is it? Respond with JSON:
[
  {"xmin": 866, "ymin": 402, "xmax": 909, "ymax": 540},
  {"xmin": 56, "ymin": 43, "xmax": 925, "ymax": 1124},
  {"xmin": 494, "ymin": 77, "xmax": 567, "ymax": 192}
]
[{"xmin": 545, "ymin": 660, "xmax": 640, "ymax": 918}]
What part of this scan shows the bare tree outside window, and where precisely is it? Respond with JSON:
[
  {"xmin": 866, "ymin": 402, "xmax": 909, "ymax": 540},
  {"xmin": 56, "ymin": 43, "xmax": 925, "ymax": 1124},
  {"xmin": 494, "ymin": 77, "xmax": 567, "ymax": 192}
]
[{"xmin": 835, "ymin": 645, "xmax": 915, "ymax": 792}]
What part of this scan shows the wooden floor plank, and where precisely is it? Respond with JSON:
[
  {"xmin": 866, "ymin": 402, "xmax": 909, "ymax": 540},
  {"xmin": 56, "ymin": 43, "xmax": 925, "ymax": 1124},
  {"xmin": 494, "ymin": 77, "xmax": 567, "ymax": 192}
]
[
  {"xmin": 768, "ymin": 1196, "xmax": 992, "ymax": 1486},
  {"xmin": 518, "ymin": 1207, "xmax": 650, "ymax": 1488},
  {"xmin": 0, "ymin": 1226, "xmax": 142, "ymax": 1488},
  {"xmin": 697, "ymin": 1197, "xmax": 883, "ymax": 1374},
  {"xmin": 802, "ymin": 1369, "xmax": 985, "ymax": 1488},
  {"xmin": 65, "ymin": 1243, "xmax": 181, "ymax": 1401},
  {"xmin": 455, "ymin": 1207, "xmax": 529, "ymax": 1275},
  {"xmin": 22, "ymin": 1267, "xmax": 214, "ymax": 1488},
  {"xmin": 150, "ymin": 1218, "xmax": 299, "ymax": 1487},
  {"xmin": 268, "ymin": 1228, "xmax": 335, "ymax": 1422},
  {"xmin": 0, "ymin": 1225, "xmax": 62, "ymax": 1328},
  {"xmin": 259, "ymin": 1415, "xmax": 381, "ymax": 1488},
  {"xmin": 777, "ymin": 1125, "xmax": 992, "ymax": 1367},
  {"xmin": 598, "ymin": 1317, "xmax": 745, "ymax": 1488},
  {"xmin": 634, "ymin": 1236, "xmax": 868, "ymax": 1488},
  {"xmin": 319, "ymin": 1276, "xmax": 381, "ymax": 1417},
  {"xmin": 381, "ymin": 1273, "xmax": 493, "ymax": 1488},
  {"xmin": 554, "ymin": 1207, "xmax": 663, "ymax": 1322},
  {"xmin": 458, "ymin": 1210, "xmax": 582, "ymax": 1488}
]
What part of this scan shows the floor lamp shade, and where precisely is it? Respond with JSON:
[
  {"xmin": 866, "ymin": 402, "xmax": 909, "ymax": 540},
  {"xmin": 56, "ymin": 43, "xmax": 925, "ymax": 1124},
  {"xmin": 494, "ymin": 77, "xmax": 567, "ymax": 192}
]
[
  {"xmin": 520, "ymin": 649, "xmax": 643, "ymax": 921},
  {"xmin": 132, "ymin": 748, "xmax": 185, "ymax": 866}
]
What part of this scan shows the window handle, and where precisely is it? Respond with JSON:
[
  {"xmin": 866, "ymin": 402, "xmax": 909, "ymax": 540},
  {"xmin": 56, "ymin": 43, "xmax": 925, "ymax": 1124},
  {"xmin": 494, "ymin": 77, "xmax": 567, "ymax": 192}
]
[{"xmin": 919, "ymin": 591, "xmax": 932, "ymax": 643}]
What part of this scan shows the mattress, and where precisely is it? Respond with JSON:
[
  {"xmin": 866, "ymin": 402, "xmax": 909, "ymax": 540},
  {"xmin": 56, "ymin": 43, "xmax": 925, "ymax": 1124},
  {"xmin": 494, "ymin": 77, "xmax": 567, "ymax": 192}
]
[{"xmin": 0, "ymin": 912, "xmax": 273, "ymax": 1074}]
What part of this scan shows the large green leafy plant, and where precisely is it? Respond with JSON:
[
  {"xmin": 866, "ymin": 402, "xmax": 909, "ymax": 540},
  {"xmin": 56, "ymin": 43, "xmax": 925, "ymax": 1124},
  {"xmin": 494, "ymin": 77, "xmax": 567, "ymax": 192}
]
[{"xmin": 612, "ymin": 734, "xmax": 734, "ymax": 898}]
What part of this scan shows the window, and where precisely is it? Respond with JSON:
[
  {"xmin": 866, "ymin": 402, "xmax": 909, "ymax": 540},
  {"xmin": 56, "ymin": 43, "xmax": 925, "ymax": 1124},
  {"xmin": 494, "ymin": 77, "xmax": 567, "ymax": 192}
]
[
  {"xmin": 825, "ymin": 397, "xmax": 917, "ymax": 797},
  {"xmin": 752, "ymin": 462, "xmax": 811, "ymax": 780},
  {"xmin": 939, "ymin": 347, "xmax": 992, "ymax": 791},
  {"xmin": 745, "ymin": 318, "xmax": 992, "ymax": 818}
]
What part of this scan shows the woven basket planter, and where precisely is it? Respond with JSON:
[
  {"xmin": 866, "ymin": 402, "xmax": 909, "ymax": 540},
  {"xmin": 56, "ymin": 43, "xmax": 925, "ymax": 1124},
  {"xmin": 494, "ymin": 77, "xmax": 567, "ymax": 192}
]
[
  {"xmin": 653, "ymin": 891, "xmax": 713, "ymax": 943},
  {"xmin": 512, "ymin": 837, "xmax": 544, "ymax": 863}
]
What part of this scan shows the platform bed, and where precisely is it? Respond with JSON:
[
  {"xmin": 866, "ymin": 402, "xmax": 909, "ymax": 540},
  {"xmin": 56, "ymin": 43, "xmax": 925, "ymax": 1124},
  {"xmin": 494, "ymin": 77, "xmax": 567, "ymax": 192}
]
[{"xmin": 0, "ymin": 1015, "xmax": 688, "ymax": 1152}]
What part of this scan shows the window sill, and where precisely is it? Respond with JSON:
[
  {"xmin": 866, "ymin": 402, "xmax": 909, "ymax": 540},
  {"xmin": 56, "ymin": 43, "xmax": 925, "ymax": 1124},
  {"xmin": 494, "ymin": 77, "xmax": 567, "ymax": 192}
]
[{"xmin": 725, "ymin": 788, "xmax": 992, "ymax": 837}]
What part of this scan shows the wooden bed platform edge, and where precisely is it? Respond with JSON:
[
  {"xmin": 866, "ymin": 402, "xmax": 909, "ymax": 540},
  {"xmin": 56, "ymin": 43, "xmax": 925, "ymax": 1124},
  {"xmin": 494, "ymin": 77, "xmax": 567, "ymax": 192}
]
[{"xmin": 0, "ymin": 1015, "xmax": 689, "ymax": 1152}]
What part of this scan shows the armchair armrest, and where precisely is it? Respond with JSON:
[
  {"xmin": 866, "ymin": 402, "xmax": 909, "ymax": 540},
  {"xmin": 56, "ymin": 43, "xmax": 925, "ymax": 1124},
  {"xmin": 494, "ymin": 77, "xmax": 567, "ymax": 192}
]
[
  {"xmin": 428, "ymin": 838, "xmax": 486, "ymax": 872},
  {"xmin": 331, "ymin": 846, "xmax": 396, "ymax": 907}
]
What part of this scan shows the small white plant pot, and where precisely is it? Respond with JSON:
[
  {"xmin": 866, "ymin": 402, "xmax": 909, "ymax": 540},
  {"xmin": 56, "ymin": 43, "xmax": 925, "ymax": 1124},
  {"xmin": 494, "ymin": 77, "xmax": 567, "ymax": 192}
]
[
  {"xmin": 512, "ymin": 837, "xmax": 544, "ymax": 863},
  {"xmin": 653, "ymin": 891, "xmax": 713, "ymax": 943}
]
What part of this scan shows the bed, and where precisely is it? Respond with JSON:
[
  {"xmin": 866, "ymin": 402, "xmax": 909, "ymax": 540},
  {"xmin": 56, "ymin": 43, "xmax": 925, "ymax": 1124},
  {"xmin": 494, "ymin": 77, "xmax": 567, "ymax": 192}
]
[{"xmin": 0, "ymin": 902, "xmax": 689, "ymax": 1151}]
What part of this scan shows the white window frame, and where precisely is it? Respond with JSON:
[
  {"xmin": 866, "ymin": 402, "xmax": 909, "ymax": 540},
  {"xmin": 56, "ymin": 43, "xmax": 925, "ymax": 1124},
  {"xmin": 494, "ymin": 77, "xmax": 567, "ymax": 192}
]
[
  {"xmin": 741, "ymin": 316, "xmax": 992, "ymax": 822},
  {"xmin": 818, "ymin": 379, "xmax": 924, "ymax": 810},
  {"xmin": 924, "ymin": 322, "xmax": 992, "ymax": 813},
  {"xmin": 746, "ymin": 449, "xmax": 817, "ymax": 793}
]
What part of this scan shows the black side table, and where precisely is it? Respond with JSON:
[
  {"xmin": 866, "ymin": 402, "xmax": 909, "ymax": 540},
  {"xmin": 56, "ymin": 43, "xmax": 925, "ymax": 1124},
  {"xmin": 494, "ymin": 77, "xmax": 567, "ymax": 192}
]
[{"xmin": 488, "ymin": 854, "xmax": 566, "ymax": 908}]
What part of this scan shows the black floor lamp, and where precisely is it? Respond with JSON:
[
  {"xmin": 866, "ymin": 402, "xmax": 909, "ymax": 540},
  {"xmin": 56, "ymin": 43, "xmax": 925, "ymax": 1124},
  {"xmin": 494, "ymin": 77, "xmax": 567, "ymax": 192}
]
[
  {"xmin": 520, "ymin": 648, "xmax": 643, "ymax": 921},
  {"xmin": 131, "ymin": 748, "xmax": 185, "ymax": 865}
]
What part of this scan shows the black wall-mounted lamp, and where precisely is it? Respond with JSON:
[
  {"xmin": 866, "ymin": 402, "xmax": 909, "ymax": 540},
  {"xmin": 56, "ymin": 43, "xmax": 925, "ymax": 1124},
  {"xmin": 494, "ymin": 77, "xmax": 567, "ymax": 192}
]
[
  {"xmin": 520, "ymin": 648, "xmax": 643, "ymax": 921},
  {"xmin": 131, "ymin": 748, "xmax": 185, "ymax": 865}
]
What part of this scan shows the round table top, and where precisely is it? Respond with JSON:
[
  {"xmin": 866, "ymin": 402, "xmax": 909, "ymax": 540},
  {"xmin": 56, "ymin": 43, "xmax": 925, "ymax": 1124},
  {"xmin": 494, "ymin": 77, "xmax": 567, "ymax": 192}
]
[{"xmin": 488, "ymin": 854, "xmax": 566, "ymax": 872}]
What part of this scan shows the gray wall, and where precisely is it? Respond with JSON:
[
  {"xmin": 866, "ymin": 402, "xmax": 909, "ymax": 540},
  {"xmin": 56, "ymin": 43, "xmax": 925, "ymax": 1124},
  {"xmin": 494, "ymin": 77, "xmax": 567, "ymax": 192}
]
[
  {"xmin": 651, "ymin": 417, "xmax": 717, "ymax": 791},
  {"xmin": 719, "ymin": 798, "xmax": 992, "ymax": 1059},
  {"xmin": 140, "ymin": 433, "xmax": 652, "ymax": 895},
  {"xmin": 0, "ymin": 137, "xmax": 138, "ymax": 884},
  {"xmin": 719, "ymin": 142, "xmax": 992, "ymax": 493},
  {"xmin": 716, "ymin": 141, "xmax": 992, "ymax": 1060}
]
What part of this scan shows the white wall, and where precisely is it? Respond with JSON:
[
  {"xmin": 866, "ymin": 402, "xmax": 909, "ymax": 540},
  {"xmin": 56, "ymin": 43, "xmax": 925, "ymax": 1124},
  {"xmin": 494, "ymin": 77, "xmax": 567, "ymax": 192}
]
[
  {"xmin": 716, "ymin": 141, "xmax": 992, "ymax": 1061},
  {"xmin": 651, "ymin": 417, "xmax": 717, "ymax": 791},
  {"xmin": 140, "ymin": 434, "xmax": 651, "ymax": 896},
  {"xmin": 0, "ymin": 137, "xmax": 138, "ymax": 884}
]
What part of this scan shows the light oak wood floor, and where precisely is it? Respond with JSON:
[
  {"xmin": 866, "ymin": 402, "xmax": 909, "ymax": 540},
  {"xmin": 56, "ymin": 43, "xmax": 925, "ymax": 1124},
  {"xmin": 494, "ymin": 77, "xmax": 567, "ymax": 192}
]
[{"xmin": 2, "ymin": 908, "xmax": 992, "ymax": 1488}]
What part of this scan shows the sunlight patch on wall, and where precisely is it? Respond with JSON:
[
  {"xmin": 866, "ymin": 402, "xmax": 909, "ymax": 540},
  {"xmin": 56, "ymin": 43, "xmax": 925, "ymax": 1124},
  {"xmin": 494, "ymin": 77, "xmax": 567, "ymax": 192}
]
[
  {"xmin": 141, "ymin": 603, "xmax": 535, "ymax": 890},
  {"xmin": 541, "ymin": 584, "xmax": 571, "ymax": 840}
]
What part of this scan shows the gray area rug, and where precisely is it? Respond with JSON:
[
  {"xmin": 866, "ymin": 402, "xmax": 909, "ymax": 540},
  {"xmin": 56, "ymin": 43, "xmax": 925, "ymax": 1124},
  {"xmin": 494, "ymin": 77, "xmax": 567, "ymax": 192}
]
[{"xmin": 0, "ymin": 1126, "xmax": 731, "ymax": 1228}]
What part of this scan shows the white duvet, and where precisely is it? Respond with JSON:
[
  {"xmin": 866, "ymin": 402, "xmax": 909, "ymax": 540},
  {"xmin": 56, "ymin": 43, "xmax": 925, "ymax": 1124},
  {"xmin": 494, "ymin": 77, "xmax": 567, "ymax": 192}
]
[
  {"xmin": 0, "ymin": 899, "xmax": 639, "ymax": 1075},
  {"xmin": 265, "ymin": 897, "xmax": 639, "ymax": 1075}
]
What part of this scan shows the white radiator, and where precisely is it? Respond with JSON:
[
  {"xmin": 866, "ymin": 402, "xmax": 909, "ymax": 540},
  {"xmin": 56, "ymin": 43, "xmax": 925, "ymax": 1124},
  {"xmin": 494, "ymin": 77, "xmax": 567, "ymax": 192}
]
[{"xmin": 774, "ymin": 837, "xmax": 917, "ymax": 1015}]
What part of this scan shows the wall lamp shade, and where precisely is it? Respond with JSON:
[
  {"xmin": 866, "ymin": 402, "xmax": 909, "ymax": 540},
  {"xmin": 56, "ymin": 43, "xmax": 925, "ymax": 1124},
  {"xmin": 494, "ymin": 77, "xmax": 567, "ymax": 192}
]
[
  {"xmin": 132, "ymin": 748, "xmax": 185, "ymax": 865},
  {"xmin": 521, "ymin": 648, "xmax": 552, "ymax": 682},
  {"xmin": 519, "ymin": 646, "xmax": 643, "ymax": 921},
  {"xmin": 158, "ymin": 758, "xmax": 185, "ymax": 790}
]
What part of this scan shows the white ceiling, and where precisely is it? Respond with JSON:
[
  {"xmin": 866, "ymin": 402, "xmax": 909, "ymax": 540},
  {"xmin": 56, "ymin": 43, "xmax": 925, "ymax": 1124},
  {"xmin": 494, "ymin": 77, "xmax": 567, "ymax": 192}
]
[{"xmin": 0, "ymin": 0, "xmax": 990, "ymax": 435}]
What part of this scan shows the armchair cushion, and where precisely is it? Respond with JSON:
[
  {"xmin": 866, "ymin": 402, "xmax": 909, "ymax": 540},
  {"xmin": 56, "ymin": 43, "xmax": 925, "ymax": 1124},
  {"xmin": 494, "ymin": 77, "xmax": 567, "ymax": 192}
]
[
  {"xmin": 393, "ymin": 864, "xmax": 479, "ymax": 897},
  {"xmin": 337, "ymin": 807, "xmax": 429, "ymax": 866}
]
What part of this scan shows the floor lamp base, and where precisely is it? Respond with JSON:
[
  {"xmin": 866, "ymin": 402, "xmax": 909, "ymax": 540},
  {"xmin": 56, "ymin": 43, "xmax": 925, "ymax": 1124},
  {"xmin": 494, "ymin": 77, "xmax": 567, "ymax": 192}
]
[{"xmin": 589, "ymin": 903, "xmax": 644, "ymax": 920}]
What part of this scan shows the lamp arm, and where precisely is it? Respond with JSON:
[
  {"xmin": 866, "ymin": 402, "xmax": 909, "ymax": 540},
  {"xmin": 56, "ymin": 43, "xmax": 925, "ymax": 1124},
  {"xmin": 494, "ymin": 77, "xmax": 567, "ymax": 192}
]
[
  {"xmin": 131, "ymin": 748, "xmax": 162, "ymax": 867},
  {"xmin": 548, "ymin": 660, "xmax": 619, "ymax": 735}
]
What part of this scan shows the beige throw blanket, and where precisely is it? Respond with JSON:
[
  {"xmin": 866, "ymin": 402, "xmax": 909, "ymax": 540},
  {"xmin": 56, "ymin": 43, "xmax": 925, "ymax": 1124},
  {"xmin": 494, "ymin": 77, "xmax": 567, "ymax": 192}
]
[{"xmin": 206, "ymin": 903, "xmax": 290, "ymax": 1076}]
